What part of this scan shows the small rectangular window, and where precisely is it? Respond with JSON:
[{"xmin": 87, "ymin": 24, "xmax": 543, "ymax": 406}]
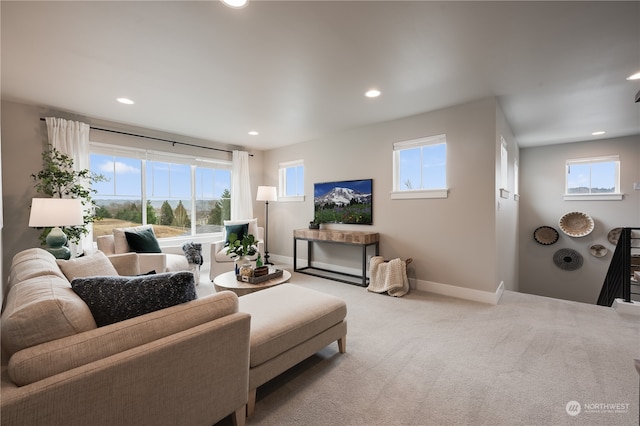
[
  {"xmin": 392, "ymin": 134, "xmax": 448, "ymax": 199},
  {"xmin": 564, "ymin": 155, "xmax": 621, "ymax": 200},
  {"xmin": 279, "ymin": 160, "xmax": 305, "ymax": 201}
]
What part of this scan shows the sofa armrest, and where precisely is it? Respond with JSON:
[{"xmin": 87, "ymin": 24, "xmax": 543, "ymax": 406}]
[
  {"xmin": 106, "ymin": 252, "xmax": 141, "ymax": 276},
  {"xmin": 96, "ymin": 235, "xmax": 116, "ymax": 255},
  {"xmin": 137, "ymin": 253, "xmax": 167, "ymax": 274},
  {"xmin": 8, "ymin": 291, "xmax": 240, "ymax": 386},
  {"xmin": 1, "ymin": 310, "xmax": 251, "ymax": 426}
]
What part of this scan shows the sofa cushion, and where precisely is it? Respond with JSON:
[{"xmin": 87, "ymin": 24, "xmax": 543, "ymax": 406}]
[
  {"xmin": 56, "ymin": 251, "xmax": 119, "ymax": 281},
  {"xmin": 239, "ymin": 284, "xmax": 347, "ymax": 367},
  {"xmin": 8, "ymin": 248, "xmax": 66, "ymax": 291},
  {"xmin": 71, "ymin": 272, "xmax": 197, "ymax": 327},
  {"xmin": 1, "ymin": 275, "xmax": 98, "ymax": 357},
  {"xmin": 125, "ymin": 227, "xmax": 162, "ymax": 253}
]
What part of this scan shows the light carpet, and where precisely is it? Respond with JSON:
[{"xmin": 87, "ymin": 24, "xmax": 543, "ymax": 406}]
[{"xmin": 199, "ymin": 267, "xmax": 640, "ymax": 426}]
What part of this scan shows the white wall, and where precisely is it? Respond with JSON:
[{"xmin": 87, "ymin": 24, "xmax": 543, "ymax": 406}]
[
  {"xmin": 519, "ymin": 136, "xmax": 640, "ymax": 304},
  {"xmin": 264, "ymin": 97, "xmax": 508, "ymax": 297}
]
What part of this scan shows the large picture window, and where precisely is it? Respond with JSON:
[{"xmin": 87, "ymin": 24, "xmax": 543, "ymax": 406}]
[{"xmin": 90, "ymin": 144, "xmax": 232, "ymax": 240}]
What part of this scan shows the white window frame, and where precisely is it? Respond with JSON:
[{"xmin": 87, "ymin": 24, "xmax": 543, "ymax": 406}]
[
  {"xmin": 90, "ymin": 142, "xmax": 232, "ymax": 238},
  {"xmin": 391, "ymin": 134, "xmax": 448, "ymax": 200},
  {"xmin": 563, "ymin": 155, "xmax": 622, "ymax": 201},
  {"xmin": 278, "ymin": 159, "xmax": 305, "ymax": 202},
  {"xmin": 499, "ymin": 136, "xmax": 510, "ymax": 199},
  {"xmin": 513, "ymin": 159, "xmax": 520, "ymax": 201}
]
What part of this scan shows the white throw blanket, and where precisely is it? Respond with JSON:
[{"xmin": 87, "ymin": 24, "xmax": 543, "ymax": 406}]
[{"xmin": 367, "ymin": 256, "xmax": 409, "ymax": 297}]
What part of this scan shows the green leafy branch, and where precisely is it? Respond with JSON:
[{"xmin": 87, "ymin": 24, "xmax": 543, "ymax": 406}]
[{"xmin": 31, "ymin": 145, "xmax": 108, "ymax": 245}]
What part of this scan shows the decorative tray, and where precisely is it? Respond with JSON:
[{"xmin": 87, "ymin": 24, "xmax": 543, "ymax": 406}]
[{"xmin": 237, "ymin": 269, "xmax": 283, "ymax": 284}]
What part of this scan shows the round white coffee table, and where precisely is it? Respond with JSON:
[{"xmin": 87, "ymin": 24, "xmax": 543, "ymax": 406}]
[{"xmin": 213, "ymin": 269, "xmax": 291, "ymax": 296}]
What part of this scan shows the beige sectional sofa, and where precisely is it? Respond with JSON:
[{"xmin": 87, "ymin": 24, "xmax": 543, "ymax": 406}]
[{"xmin": 1, "ymin": 248, "xmax": 250, "ymax": 426}]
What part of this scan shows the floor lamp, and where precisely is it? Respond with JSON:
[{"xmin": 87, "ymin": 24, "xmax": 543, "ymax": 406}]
[{"xmin": 256, "ymin": 186, "xmax": 277, "ymax": 265}]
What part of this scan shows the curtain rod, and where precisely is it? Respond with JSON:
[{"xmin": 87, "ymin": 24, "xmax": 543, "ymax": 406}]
[{"xmin": 39, "ymin": 117, "xmax": 252, "ymax": 156}]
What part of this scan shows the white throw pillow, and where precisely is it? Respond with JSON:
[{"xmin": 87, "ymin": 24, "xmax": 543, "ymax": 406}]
[{"xmin": 56, "ymin": 251, "xmax": 119, "ymax": 281}]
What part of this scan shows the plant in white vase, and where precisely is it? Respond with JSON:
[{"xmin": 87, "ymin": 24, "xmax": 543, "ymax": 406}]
[{"xmin": 225, "ymin": 233, "xmax": 258, "ymax": 275}]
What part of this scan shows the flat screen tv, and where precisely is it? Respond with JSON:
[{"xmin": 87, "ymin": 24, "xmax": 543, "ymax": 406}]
[{"xmin": 314, "ymin": 179, "xmax": 373, "ymax": 225}]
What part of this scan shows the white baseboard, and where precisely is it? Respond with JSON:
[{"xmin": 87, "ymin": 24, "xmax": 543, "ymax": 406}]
[
  {"xmin": 612, "ymin": 298, "xmax": 640, "ymax": 316},
  {"xmin": 414, "ymin": 278, "xmax": 504, "ymax": 305},
  {"xmin": 279, "ymin": 254, "xmax": 504, "ymax": 305}
]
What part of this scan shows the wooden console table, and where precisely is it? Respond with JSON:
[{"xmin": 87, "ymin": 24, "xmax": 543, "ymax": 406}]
[{"xmin": 293, "ymin": 229, "xmax": 379, "ymax": 286}]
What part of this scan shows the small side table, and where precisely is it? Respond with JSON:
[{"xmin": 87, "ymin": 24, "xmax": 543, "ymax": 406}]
[{"xmin": 213, "ymin": 270, "xmax": 291, "ymax": 297}]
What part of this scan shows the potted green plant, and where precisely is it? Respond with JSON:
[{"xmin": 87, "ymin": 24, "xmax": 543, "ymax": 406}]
[
  {"xmin": 31, "ymin": 145, "xmax": 107, "ymax": 246},
  {"xmin": 225, "ymin": 233, "xmax": 258, "ymax": 275}
]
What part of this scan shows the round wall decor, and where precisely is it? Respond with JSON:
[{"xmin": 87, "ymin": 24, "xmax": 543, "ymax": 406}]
[
  {"xmin": 553, "ymin": 248, "xmax": 583, "ymax": 271},
  {"xmin": 607, "ymin": 227, "xmax": 622, "ymax": 245},
  {"xmin": 558, "ymin": 212, "xmax": 594, "ymax": 237},
  {"xmin": 533, "ymin": 226, "xmax": 559, "ymax": 245},
  {"xmin": 589, "ymin": 244, "xmax": 608, "ymax": 258}
]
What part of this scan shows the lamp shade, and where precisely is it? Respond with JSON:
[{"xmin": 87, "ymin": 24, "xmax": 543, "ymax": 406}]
[
  {"xmin": 256, "ymin": 186, "xmax": 277, "ymax": 202},
  {"xmin": 29, "ymin": 198, "xmax": 84, "ymax": 227}
]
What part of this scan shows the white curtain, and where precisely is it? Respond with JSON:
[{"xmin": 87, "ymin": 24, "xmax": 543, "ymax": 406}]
[
  {"xmin": 45, "ymin": 117, "xmax": 91, "ymax": 255},
  {"xmin": 231, "ymin": 150, "xmax": 254, "ymax": 220}
]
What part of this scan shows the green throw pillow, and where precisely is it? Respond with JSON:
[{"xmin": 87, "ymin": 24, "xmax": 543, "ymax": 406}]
[
  {"xmin": 125, "ymin": 227, "xmax": 162, "ymax": 253},
  {"xmin": 225, "ymin": 223, "xmax": 249, "ymax": 243}
]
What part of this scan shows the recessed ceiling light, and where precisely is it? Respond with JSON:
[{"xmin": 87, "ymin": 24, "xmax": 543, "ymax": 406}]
[
  {"xmin": 248, "ymin": 131, "xmax": 259, "ymax": 136},
  {"xmin": 365, "ymin": 89, "xmax": 381, "ymax": 98},
  {"xmin": 116, "ymin": 97, "xmax": 134, "ymax": 105},
  {"xmin": 221, "ymin": 0, "xmax": 248, "ymax": 9},
  {"xmin": 591, "ymin": 131, "xmax": 606, "ymax": 136},
  {"xmin": 626, "ymin": 72, "xmax": 640, "ymax": 80}
]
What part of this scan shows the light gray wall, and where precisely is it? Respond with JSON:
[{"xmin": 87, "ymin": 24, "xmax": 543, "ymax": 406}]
[
  {"xmin": 1, "ymin": 99, "xmax": 263, "ymax": 297},
  {"xmin": 519, "ymin": 136, "xmax": 640, "ymax": 304},
  {"xmin": 264, "ymin": 97, "xmax": 507, "ymax": 294}
]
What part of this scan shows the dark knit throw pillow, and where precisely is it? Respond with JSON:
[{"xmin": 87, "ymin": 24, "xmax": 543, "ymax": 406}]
[
  {"xmin": 71, "ymin": 272, "xmax": 197, "ymax": 327},
  {"xmin": 125, "ymin": 227, "xmax": 162, "ymax": 253}
]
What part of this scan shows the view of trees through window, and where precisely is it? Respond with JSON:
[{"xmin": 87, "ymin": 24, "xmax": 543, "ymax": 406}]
[{"xmin": 90, "ymin": 150, "xmax": 231, "ymax": 240}]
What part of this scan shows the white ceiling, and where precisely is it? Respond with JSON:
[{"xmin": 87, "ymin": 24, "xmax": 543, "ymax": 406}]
[{"xmin": 2, "ymin": 1, "xmax": 639, "ymax": 151}]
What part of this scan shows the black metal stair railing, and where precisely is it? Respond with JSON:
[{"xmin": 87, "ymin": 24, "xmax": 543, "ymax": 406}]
[{"xmin": 597, "ymin": 227, "xmax": 639, "ymax": 306}]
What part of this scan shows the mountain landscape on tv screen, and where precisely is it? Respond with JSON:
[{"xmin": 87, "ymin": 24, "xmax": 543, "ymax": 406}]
[
  {"xmin": 314, "ymin": 187, "xmax": 372, "ymax": 206},
  {"xmin": 314, "ymin": 183, "xmax": 372, "ymax": 225}
]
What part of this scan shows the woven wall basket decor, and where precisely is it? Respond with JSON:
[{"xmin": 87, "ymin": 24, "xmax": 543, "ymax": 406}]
[
  {"xmin": 533, "ymin": 226, "xmax": 559, "ymax": 245},
  {"xmin": 553, "ymin": 248, "xmax": 584, "ymax": 271},
  {"xmin": 558, "ymin": 212, "xmax": 594, "ymax": 237}
]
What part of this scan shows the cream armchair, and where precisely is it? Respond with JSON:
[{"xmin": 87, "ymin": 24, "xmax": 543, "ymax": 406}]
[
  {"xmin": 209, "ymin": 219, "xmax": 264, "ymax": 281},
  {"xmin": 97, "ymin": 225, "xmax": 189, "ymax": 275}
]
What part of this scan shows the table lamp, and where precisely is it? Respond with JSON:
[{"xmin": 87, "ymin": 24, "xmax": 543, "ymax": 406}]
[
  {"xmin": 256, "ymin": 186, "xmax": 277, "ymax": 265},
  {"xmin": 29, "ymin": 198, "xmax": 84, "ymax": 260}
]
